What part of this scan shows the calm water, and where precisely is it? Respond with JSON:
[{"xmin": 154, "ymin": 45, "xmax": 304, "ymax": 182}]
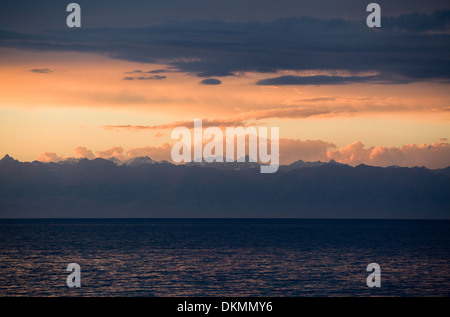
[{"xmin": 0, "ymin": 219, "xmax": 449, "ymax": 297}]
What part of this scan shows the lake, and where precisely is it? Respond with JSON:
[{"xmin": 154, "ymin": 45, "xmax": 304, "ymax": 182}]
[{"xmin": 0, "ymin": 218, "xmax": 449, "ymax": 296}]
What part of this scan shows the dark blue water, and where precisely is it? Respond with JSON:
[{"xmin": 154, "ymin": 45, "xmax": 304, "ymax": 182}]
[{"xmin": 0, "ymin": 219, "xmax": 449, "ymax": 296}]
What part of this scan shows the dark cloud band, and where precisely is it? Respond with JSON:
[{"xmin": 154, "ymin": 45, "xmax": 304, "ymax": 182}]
[
  {"xmin": 199, "ymin": 78, "xmax": 222, "ymax": 85},
  {"xmin": 30, "ymin": 68, "xmax": 52, "ymax": 74},
  {"xmin": 2, "ymin": 10, "xmax": 449, "ymax": 85}
]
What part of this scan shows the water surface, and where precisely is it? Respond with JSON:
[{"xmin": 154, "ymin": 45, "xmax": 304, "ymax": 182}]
[{"xmin": 0, "ymin": 219, "xmax": 449, "ymax": 296}]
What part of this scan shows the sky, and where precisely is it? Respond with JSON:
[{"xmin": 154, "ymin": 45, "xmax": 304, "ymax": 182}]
[{"xmin": 0, "ymin": 0, "xmax": 450, "ymax": 168}]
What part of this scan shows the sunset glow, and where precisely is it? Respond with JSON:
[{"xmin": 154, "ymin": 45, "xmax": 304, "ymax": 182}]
[{"xmin": 1, "ymin": 2, "xmax": 449, "ymax": 168}]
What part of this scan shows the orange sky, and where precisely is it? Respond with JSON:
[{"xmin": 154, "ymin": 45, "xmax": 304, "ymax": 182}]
[{"xmin": 1, "ymin": 48, "xmax": 449, "ymax": 167}]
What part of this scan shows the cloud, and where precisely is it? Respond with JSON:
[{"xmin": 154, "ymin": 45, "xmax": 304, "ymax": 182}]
[
  {"xmin": 383, "ymin": 9, "xmax": 450, "ymax": 32},
  {"xmin": 123, "ymin": 69, "xmax": 168, "ymax": 74},
  {"xmin": 37, "ymin": 152, "xmax": 64, "ymax": 162},
  {"xmin": 369, "ymin": 143, "xmax": 450, "ymax": 169},
  {"xmin": 126, "ymin": 143, "xmax": 173, "ymax": 162},
  {"xmin": 99, "ymin": 94, "xmax": 448, "ymax": 135},
  {"xmin": 199, "ymin": 78, "xmax": 222, "ymax": 85},
  {"xmin": 123, "ymin": 75, "xmax": 166, "ymax": 80},
  {"xmin": 2, "ymin": 10, "xmax": 449, "ymax": 84},
  {"xmin": 96, "ymin": 146, "xmax": 125, "ymax": 160},
  {"xmin": 327, "ymin": 141, "xmax": 450, "ymax": 169},
  {"xmin": 37, "ymin": 139, "xmax": 450, "ymax": 169},
  {"xmin": 100, "ymin": 106, "xmax": 345, "ymax": 133},
  {"xmin": 74, "ymin": 146, "xmax": 95, "ymax": 160},
  {"xmin": 30, "ymin": 68, "xmax": 52, "ymax": 74},
  {"xmin": 279, "ymin": 138, "xmax": 335, "ymax": 164},
  {"xmin": 1, "ymin": 1, "xmax": 448, "ymax": 33},
  {"xmin": 124, "ymin": 70, "xmax": 144, "ymax": 74},
  {"xmin": 102, "ymin": 118, "xmax": 249, "ymax": 131},
  {"xmin": 256, "ymin": 74, "xmax": 413, "ymax": 86},
  {"xmin": 146, "ymin": 69, "xmax": 168, "ymax": 74},
  {"xmin": 125, "ymin": 137, "xmax": 335, "ymax": 165},
  {"xmin": 295, "ymin": 97, "xmax": 337, "ymax": 103},
  {"xmin": 327, "ymin": 141, "xmax": 372, "ymax": 165},
  {"xmin": 239, "ymin": 106, "xmax": 336, "ymax": 120},
  {"xmin": 86, "ymin": 91, "xmax": 149, "ymax": 104},
  {"xmin": 67, "ymin": 137, "xmax": 331, "ymax": 165}
]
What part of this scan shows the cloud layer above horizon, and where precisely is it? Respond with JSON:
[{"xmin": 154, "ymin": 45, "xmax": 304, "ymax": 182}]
[{"xmin": 36, "ymin": 139, "xmax": 450, "ymax": 169}]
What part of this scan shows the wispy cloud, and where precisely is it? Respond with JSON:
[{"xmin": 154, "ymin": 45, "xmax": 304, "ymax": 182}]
[
  {"xmin": 239, "ymin": 106, "xmax": 335, "ymax": 120},
  {"xmin": 101, "ymin": 118, "xmax": 250, "ymax": 131},
  {"xmin": 86, "ymin": 91, "xmax": 149, "ymax": 104},
  {"xmin": 256, "ymin": 74, "xmax": 413, "ymax": 86},
  {"xmin": 100, "ymin": 106, "xmax": 345, "ymax": 132},
  {"xmin": 124, "ymin": 69, "xmax": 168, "ymax": 74},
  {"xmin": 123, "ymin": 75, "xmax": 166, "ymax": 81},
  {"xmin": 30, "ymin": 68, "xmax": 52, "ymax": 74}
]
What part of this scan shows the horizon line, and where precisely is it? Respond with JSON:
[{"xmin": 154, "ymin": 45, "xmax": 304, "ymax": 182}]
[{"xmin": 3, "ymin": 153, "xmax": 445, "ymax": 170}]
